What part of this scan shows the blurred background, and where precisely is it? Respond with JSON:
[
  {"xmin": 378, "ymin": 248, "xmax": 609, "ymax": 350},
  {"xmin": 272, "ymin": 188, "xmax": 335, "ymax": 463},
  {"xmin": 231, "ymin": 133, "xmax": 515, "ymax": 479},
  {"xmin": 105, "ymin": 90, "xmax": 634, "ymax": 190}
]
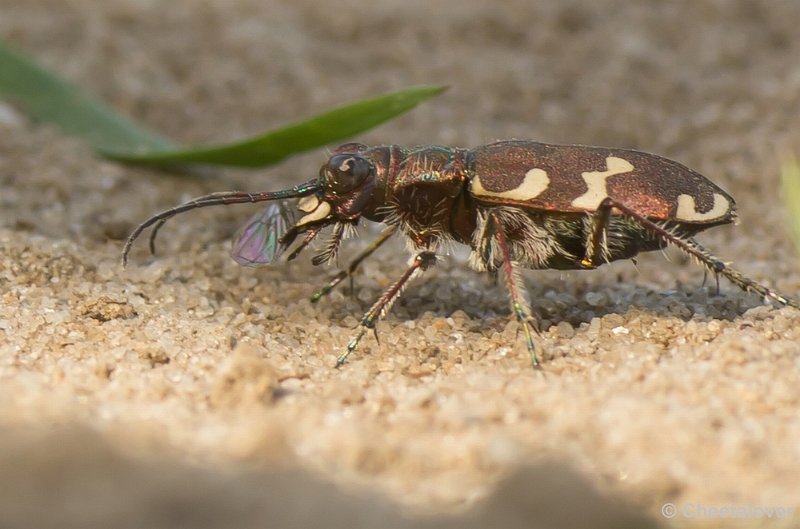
[{"xmin": 1, "ymin": 1, "xmax": 799, "ymax": 528}]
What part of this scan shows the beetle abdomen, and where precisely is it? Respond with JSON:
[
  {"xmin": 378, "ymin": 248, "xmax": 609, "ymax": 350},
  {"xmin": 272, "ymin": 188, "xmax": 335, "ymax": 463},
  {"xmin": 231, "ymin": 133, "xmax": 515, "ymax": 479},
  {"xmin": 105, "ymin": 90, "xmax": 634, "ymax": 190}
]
[{"xmin": 468, "ymin": 140, "xmax": 736, "ymax": 226}]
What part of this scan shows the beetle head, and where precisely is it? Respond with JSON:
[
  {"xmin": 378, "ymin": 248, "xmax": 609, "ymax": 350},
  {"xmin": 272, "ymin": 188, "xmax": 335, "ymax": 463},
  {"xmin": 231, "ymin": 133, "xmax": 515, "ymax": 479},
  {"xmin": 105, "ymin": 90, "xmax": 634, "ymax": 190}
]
[{"xmin": 288, "ymin": 143, "xmax": 379, "ymax": 234}]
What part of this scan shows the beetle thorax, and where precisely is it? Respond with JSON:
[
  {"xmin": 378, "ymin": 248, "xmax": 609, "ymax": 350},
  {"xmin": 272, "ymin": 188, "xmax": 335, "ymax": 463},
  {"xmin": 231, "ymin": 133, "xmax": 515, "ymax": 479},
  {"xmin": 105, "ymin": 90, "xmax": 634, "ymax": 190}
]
[{"xmin": 374, "ymin": 146, "xmax": 474, "ymax": 249}]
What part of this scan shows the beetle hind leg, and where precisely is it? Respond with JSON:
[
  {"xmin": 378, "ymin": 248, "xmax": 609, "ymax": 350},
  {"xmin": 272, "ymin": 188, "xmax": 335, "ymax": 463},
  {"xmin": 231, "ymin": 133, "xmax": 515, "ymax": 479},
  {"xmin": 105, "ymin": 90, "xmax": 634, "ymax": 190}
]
[
  {"xmin": 596, "ymin": 197, "xmax": 800, "ymax": 310},
  {"xmin": 681, "ymin": 236, "xmax": 799, "ymax": 309}
]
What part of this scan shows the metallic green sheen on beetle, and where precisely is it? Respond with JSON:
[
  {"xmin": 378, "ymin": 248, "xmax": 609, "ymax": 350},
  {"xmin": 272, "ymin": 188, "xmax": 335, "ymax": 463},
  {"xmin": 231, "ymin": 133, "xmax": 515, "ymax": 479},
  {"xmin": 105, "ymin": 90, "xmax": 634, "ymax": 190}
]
[{"xmin": 123, "ymin": 140, "xmax": 798, "ymax": 368}]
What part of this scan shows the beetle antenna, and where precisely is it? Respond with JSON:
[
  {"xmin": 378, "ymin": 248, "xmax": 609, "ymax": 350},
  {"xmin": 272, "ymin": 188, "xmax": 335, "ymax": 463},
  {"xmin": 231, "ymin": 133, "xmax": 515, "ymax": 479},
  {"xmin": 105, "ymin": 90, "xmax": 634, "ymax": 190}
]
[{"xmin": 122, "ymin": 179, "xmax": 319, "ymax": 267}]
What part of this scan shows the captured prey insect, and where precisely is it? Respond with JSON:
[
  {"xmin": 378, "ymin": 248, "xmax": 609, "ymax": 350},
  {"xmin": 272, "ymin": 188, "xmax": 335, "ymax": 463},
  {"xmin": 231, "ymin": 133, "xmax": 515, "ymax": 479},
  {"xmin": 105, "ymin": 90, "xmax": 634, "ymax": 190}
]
[
  {"xmin": 230, "ymin": 201, "xmax": 295, "ymax": 266},
  {"xmin": 122, "ymin": 140, "xmax": 799, "ymax": 368}
]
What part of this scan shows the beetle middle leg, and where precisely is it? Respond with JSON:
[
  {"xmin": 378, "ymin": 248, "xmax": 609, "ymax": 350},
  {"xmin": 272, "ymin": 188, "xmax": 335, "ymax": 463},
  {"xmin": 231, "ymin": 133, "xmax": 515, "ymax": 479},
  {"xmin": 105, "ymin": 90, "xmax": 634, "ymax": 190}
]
[
  {"xmin": 484, "ymin": 212, "xmax": 542, "ymax": 369},
  {"xmin": 336, "ymin": 250, "xmax": 437, "ymax": 367},
  {"xmin": 311, "ymin": 225, "xmax": 398, "ymax": 302}
]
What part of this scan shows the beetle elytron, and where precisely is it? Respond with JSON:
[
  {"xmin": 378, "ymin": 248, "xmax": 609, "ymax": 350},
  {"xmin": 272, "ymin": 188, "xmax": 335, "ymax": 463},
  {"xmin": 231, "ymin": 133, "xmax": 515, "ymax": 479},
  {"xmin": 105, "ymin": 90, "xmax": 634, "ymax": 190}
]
[{"xmin": 123, "ymin": 140, "xmax": 799, "ymax": 368}]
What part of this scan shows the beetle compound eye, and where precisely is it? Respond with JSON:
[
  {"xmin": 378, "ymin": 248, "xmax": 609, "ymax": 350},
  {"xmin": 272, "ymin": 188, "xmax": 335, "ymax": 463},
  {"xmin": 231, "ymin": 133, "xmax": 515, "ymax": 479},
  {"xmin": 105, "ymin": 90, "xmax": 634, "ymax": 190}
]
[{"xmin": 323, "ymin": 154, "xmax": 372, "ymax": 194}]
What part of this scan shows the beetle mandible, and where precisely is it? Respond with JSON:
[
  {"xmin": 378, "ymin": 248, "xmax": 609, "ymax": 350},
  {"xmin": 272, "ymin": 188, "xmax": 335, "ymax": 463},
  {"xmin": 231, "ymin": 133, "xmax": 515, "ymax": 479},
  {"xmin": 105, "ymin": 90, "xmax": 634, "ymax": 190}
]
[{"xmin": 123, "ymin": 140, "xmax": 799, "ymax": 368}]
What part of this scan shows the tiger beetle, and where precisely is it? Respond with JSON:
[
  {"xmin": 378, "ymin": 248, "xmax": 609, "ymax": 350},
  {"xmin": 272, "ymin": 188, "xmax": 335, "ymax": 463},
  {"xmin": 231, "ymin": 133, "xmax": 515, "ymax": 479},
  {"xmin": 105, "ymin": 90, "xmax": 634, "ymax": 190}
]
[{"xmin": 122, "ymin": 140, "xmax": 799, "ymax": 368}]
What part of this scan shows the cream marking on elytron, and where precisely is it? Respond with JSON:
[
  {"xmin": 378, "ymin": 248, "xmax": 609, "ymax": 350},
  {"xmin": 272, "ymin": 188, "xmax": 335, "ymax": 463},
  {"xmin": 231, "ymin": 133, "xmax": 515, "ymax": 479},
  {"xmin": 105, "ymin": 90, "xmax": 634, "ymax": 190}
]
[
  {"xmin": 571, "ymin": 156, "xmax": 635, "ymax": 209},
  {"xmin": 297, "ymin": 200, "xmax": 331, "ymax": 226},
  {"xmin": 471, "ymin": 168, "xmax": 550, "ymax": 200},
  {"xmin": 675, "ymin": 192, "xmax": 731, "ymax": 222}
]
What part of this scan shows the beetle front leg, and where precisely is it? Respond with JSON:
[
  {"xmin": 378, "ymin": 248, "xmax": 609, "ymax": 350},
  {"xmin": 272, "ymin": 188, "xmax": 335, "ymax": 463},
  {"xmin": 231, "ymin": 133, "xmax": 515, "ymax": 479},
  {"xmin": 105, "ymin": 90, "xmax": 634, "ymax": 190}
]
[
  {"xmin": 485, "ymin": 213, "xmax": 542, "ymax": 369},
  {"xmin": 311, "ymin": 225, "xmax": 398, "ymax": 302},
  {"xmin": 336, "ymin": 250, "xmax": 437, "ymax": 367}
]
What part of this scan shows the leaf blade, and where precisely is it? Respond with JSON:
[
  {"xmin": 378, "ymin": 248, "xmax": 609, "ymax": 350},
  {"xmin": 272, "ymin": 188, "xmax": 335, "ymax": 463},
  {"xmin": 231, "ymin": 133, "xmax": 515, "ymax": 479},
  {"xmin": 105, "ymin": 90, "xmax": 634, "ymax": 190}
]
[
  {"xmin": 0, "ymin": 40, "xmax": 445, "ymax": 169},
  {"xmin": 781, "ymin": 153, "xmax": 800, "ymax": 254},
  {"xmin": 0, "ymin": 40, "xmax": 174, "ymax": 152},
  {"xmin": 102, "ymin": 85, "xmax": 447, "ymax": 167}
]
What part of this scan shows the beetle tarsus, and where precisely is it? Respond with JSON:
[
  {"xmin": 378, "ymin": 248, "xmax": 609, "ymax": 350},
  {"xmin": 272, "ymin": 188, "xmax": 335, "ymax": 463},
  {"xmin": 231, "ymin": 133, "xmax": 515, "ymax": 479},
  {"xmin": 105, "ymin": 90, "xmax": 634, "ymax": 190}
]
[{"xmin": 336, "ymin": 328, "xmax": 367, "ymax": 368}]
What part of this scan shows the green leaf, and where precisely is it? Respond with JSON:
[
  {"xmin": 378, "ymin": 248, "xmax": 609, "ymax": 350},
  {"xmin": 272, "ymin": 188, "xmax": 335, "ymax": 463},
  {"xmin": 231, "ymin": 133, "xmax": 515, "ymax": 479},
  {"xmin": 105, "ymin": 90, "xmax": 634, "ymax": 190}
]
[
  {"xmin": 0, "ymin": 40, "xmax": 445, "ymax": 169},
  {"xmin": 781, "ymin": 153, "xmax": 800, "ymax": 253},
  {"xmin": 0, "ymin": 40, "xmax": 174, "ymax": 153},
  {"xmin": 102, "ymin": 85, "xmax": 447, "ymax": 167}
]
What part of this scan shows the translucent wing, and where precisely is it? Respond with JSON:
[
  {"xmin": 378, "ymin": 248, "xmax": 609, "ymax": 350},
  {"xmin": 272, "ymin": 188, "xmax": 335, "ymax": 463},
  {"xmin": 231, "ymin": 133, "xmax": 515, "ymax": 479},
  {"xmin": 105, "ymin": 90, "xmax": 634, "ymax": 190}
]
[{"xmin": 230, "ymin": 201, "xmax": 295, "ymax": 266}]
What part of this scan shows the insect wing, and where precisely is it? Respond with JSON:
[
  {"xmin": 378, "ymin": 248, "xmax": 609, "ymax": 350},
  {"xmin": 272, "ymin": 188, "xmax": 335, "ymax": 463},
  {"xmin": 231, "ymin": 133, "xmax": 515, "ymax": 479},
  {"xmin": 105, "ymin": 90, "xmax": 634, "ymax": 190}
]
[{"xmin": 230, "ymin": 201, "xmax": 295, "ymax": 266}]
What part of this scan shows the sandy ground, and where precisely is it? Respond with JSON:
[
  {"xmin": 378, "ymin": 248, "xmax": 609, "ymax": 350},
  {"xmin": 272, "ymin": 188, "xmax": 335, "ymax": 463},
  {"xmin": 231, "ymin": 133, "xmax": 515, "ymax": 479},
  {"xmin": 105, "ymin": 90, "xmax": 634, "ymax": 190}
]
[{"xmin": 2, "ymin": 0, "xmax": 800, "ymax": 527}]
